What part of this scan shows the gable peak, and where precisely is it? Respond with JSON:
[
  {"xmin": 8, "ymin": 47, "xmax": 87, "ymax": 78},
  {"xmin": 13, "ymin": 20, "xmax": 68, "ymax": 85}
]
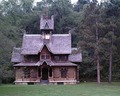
[{"xmin": 40, "ymin": 15, "xmax": 54, "ymax": 31}]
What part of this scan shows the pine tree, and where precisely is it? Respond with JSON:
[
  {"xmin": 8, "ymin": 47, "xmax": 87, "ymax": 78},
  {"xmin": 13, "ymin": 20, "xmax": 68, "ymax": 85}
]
[{"xmin": 78, "ymin": 0, "xmax": 104, "ymax": 84}]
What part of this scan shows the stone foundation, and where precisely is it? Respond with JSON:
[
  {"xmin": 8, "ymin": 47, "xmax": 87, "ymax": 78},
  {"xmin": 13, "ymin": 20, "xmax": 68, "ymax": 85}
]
[{"xmin": 14, "ymin": 80, "xmax": 79, "ymax": 85}]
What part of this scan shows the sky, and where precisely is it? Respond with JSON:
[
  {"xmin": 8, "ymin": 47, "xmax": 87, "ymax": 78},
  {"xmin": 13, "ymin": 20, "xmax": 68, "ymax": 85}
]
[{"xmin": 34, "ymin": 0, "xmax": 102, "ymax": 4}]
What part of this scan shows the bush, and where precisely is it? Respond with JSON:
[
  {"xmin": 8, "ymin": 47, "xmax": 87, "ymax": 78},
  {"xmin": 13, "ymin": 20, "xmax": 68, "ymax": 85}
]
[{"xmin": 0, "ymin": 64, "xmax": 15, "ymax": 84}]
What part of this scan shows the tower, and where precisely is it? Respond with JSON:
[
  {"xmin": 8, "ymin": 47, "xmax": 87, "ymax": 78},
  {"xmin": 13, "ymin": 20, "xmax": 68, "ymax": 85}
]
[{"xmin": 40, "ymin": 15, "xmax": 54, "ymax": 43}]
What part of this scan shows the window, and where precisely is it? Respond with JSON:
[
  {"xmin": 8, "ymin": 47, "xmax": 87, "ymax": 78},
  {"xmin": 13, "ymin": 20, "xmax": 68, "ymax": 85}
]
[
  {"xmin": 46, "ymin": 55, "xmax": 50, "ymax": 59},
  {"xmin": 41, "ymin": 55, "xmax": 45, "ymax": 59},
  {"xmin": 54, "ymin": 56, "xmax": 59, "ymax": 61},
  {"xmin": 24, "ymin": 55, "xmax": 40, "ymax": 62},
  {"xmin": 24, "ymin": 67, "xmax": 30, "ymax": 78},
  {"xmin": 41, "ymin": 54, "xmax": 50, "ymax": 60},
  {"xmin": 60, "ymin": 68, "xmax": 68, "ymax": 78},
  {"xmin": 61, "ymin": 56, "xmax": 67, "ymax": 61},
  {"xmin": 45, "ymin": 34, "xmax": 50, "ymax": 39}
]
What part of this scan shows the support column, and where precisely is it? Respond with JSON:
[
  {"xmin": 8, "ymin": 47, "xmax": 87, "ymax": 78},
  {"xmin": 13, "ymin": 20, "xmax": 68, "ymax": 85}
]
[
  {"xmin": 48, "ymin": 68, "xmax": 49, "ymax": 81},
  {"xmin": 77, "ymin": 65, "xmax": 80, "ymax": 83},
  {"xmin": 37, "ymin": 67, "xmax": 38, "ymax": 81},
  {"xmin": 41, "ymin": 67, "xmax": 42, "ymax": 81},
  {"xmin": 52, "ymin": 67, "xmax": 53, "ymax": 81}
]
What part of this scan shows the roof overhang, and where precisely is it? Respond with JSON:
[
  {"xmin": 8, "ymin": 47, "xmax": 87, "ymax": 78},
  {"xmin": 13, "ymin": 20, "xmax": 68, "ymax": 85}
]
[{"xmin": 13, "ymin": 61, "xmax": 77, "ymax": 67}]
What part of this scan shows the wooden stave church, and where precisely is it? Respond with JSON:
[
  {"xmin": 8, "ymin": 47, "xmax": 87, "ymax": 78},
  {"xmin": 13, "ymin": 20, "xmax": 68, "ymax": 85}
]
[{"xmin": 11, "ymin": 15, "xmax": 82, "ymax": 85}]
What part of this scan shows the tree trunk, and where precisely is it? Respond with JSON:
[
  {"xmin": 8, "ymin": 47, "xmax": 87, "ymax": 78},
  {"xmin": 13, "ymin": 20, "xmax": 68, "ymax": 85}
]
[
  {"xmin": 109, "ymin": 29, "xmax": 114, "ymax": 84},
  {"xmin": 97, "ymin": 54, "xmax": 100, "ymax": 84},
  {"xmin": 109, "ymin": 45, "xmax": 112, "ymax": 83},
  {"xmin": 95, "ymin": 18, "xmax": 100, "ymax": 84}
]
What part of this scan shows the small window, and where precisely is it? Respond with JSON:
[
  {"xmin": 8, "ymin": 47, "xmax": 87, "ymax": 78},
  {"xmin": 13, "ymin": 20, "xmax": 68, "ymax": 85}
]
[
  {"xmin": 41, "ymin": 54, "xmax": 50, "ymax": 60},
  {"xmin": 54, "ymin": 56, "xmax": 59, "ymax": 61},
  {"xmin": 45, "ymin": 34, "xmax": 50, "ymax": 39},
  {"xmin": 61, "ymin": 56, "xmax": 67, "ymax": 61},
  {"xmin": 41, "ymin": 55, "xmax": 45, "ymax": 59},
  {"xmin": 46, "ymin": 55, "xmax": 50, "ymax": 59},
  {"xmin": 60, "ymin": 68, "xmax": 68, "ymax": 78}
]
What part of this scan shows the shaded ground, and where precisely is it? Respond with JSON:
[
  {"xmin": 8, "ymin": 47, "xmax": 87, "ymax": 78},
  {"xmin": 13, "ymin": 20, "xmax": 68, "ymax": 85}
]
[{"xmin": 0, "ymin": 82, "xmax": 120, "ymax": 96}]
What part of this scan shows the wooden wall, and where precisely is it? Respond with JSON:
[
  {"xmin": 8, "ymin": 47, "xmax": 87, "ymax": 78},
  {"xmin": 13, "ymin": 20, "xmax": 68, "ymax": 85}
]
[
  {"xmin": 52, "ymin": 66, "xmax": 77, "ymax": 81},
  {"xmin": 15, "ymin": 66, "xmax": 77, "ymax": 82},
  {"xmin": 15, "ymin": 67, "xmax": 38, "ymax": 81},
  {"xmin": 40, "ymin": 46, "xmax": 50, "ymax": 54}
]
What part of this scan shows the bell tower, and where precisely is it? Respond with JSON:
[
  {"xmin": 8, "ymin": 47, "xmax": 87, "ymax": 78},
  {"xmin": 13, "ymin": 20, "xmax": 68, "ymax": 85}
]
[{"xmin": 40, "ymin": 15, "xmax": 54, "ymax": 43}]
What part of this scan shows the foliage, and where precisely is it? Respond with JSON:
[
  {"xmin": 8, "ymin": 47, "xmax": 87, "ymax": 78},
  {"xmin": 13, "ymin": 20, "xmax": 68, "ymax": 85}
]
[{"xmin": 78, "ymin": 0, "xmax": 120, "ymax": 82}]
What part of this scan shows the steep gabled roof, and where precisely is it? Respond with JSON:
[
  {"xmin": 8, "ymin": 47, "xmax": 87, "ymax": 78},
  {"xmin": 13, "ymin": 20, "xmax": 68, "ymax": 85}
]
[
  {"xmin": 44, "ymin": 22, "xmax": 49, "ymax": 29},
  {"xmin": 11, "ymin": 47, "xmax": 24, "ymax": 63},
  {"xmin": 21, "ymin": 34, "xmax": 43, "ymax": 54},
  {"xmin": 40, "ymin": 15, "xmax": 54, "ymax": 30},
  {"xmin": 38, "ymin": 61, "xmax": 54, "ymax": 66},
  {"xmin": 39, "ymin": 44, "xmax": 52, "ymax": 53},
  {"xmin": 21, "ymin": 33, "xmax": 71, "ymax": 55}
]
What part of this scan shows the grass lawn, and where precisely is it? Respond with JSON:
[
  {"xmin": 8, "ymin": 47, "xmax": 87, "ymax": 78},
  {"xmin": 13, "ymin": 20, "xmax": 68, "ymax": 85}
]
[{"xmin": 0, "ymin": 82, "xmax": 120, "ymax": 96}]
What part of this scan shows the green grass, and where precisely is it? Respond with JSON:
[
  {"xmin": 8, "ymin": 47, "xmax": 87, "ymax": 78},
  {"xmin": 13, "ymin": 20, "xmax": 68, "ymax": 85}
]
[{"xmin": 0, "ymin": 82, "xmax": 120, "ymax": 96}]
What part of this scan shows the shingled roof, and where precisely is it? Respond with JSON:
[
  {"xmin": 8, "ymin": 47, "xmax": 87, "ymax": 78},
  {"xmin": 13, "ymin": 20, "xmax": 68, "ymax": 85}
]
[
  {"xmin": 40, "ymin": 15, "xmax": 54, "ymax": 30},
  {"xmin": 21, "ymin": 33, "xmax": 71, "ymax": 55},
  {"xmin": 11, "ymin": 47, "xmax": 24, "ymax": 63},
  {"xmin": 68, "ymin": 53, "xmax": 82, "ymax": 62},
  {"xmin": 11, "ymin": 14, "xmax": 82, "ymax": 64},
  {"xmin": 38, "ymin": 61, "xmax": 77, "ymax": 66},
  {"xmin": 13, "ymin": 61, "xmax": 77, "ymax": 67},
  {"xmin": 13, "ymin": 62, "xmax": 39, "ymax": 67}
]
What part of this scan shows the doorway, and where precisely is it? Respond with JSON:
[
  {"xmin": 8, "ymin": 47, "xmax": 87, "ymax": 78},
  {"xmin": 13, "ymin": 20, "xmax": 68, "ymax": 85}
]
[{"xmin": 42, "ymin": 68, "xmax": 48, "ymax": 80}]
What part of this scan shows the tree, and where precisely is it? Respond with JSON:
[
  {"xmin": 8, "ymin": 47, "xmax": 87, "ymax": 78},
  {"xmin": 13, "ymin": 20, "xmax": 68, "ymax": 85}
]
[
  {"xmin": 104, "ymin": 0, "xmax": 120, "ymax": 83},
  {"xmin": 78, "ymin": 0, "xmax": 105, "ymax": 84},
  {"xmin": 74, "ymin": 0, "xmax": 90, "ymax": 12}
]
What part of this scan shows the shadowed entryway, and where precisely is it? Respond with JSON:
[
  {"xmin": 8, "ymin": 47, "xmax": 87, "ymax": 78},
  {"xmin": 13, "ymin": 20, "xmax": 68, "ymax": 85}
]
[{"xmin": 42, "ymin": 68, "xmax": 48, "ymax": 80}]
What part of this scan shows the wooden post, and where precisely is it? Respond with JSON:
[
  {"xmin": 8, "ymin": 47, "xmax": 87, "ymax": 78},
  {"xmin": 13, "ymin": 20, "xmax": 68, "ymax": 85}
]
[
  {"xmin": 41, "ymin": 67, "xmax": 42, "ymax": 81},
  {"xmin": 77, "ymin": 65, "xmax": 80, "ymax": 82},
  {"xmin": 37, "ymin": 67, "xmax": 38, "ymax": 81},
  {"xmin": 52, "ymin": 67, "xmax": 53, "ymax": 81},
  {"xmin": 48, "ymin": 67, "xmax": 49, "ymax": 81}
]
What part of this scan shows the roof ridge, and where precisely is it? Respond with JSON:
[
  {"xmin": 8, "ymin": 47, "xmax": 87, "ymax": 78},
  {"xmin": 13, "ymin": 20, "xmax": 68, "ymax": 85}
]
[
  {"xmin": 24, "ymin": 34, "xmax": 42, "ymax": 36},
  {"xmin": 52, "ymin": 34, "xmax": 70, "ymax": 36}
]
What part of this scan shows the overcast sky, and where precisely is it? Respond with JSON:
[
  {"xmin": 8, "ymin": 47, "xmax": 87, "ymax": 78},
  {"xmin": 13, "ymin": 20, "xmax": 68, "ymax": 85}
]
[{"xmin": 34, "ymin": 0, "xmax": 101, "ymax": 4}]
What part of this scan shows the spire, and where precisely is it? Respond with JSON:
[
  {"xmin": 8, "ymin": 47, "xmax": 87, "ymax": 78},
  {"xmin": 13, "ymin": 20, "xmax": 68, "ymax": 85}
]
[
  {"xmin": 43, "ymin": 2, "xmax": 49, "ymax": 19},
  {"xmin": 44, "ymin": 6, "xmax": 49, "ymax": 19}
]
